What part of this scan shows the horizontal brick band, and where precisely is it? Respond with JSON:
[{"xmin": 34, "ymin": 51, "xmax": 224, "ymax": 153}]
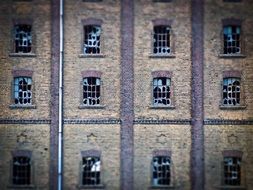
[
  {"xmin": 64, "ymin": 119, "xmax": 121, "ymax": 124},
  {"xmin": 204, "ymin": 119, "xmax": 253, "ymax": 125},
  {"xmin": 0, "ymin": 119, "xmax": 51, "ymax": 124},
  {"xmin": 134, "ymin": 119, "xmax": 191, "ymax": 125}
]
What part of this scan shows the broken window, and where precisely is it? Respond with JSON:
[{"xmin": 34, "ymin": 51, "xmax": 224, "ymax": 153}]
[
  {"xmin": 223, "ymin": 78, "xmax": 240, "ymax": 106},
  {"xmin": 14, "ymin": 77, "xmax": 32, "ymax": 105},
  {"xmin": 223, "ymin": 26, "xmax": 241, "ymax": 54},
  {"xmin": 224, "ymin": 157, "xmax": 241, "ymax": 186},
  {"xmin": 82, "ymin": 157, "xmax": 100, "ymax": 186},
  {"xmin": 83, "ymin": 25, "xmax": 101, "ymax": 54},
  {"xmin": 12, "ymin": 156, "xmax": 31, "ymax": 185},
  {"xmin": 153, "ymin": 26, "xmax": 171, "ymax": 55},
  {"xmin": 153, "ymin": 77, "xmax": 171, "ymax": 106},
  {"xmin": 83, "ymin": 77, "xmax": 100, "ymax": 106},
  {"xmin": 152, "ymin": 156, "xmax": 171, "ymax": 186},
  {"xmin": 14, "ymin": 25, "xmax": 32, "ymax": 53}
]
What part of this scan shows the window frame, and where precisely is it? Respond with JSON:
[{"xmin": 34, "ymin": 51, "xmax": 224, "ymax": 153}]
[
  {"xmin": 79, "ymin": 18, "xmax": 104, "ymax": 58},
  {"xmin": 219, "ymin": 19, "xmax": 245, "ymax": 58},
  {"xmin": 150, "ymin": 71, "xmax": 175, "ymax": 109},
  {"xmin": 9, "ymin": 19, "xmax": 36, "ymax": 57},
  {"xmin": 79, "ymin": 150, "xmax": 104, "ymax": 189},
  {"xmin": 150, "ymin": 150, "xmax": 174, "ymax": 189},
  {"xmin": 150, "ymin": 19, "xmax": 175, "ymax": 58},
  {"xmin": 9, "ymin": 70, "xmax": 36, "ymax": 109},
  {"xmin": 9, "ymin": 150, "xmax": 35, "ymax": 188},
  {"xmin": 219, "ymin": 70, "xmax": 246, "ymax": 110}
]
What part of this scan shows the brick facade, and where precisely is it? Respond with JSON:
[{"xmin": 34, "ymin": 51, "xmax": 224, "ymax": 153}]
[{"xmin": 0, "ymin": 0, "xmax": 253, "ymax": 190}]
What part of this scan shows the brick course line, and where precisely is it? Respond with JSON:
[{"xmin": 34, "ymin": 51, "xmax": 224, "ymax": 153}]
[
  {"xmin": 120, "ymin": 0, "xmax": 134, "ymax": 189},
  {"xmin": 191, "ymin": 0, "xmax": 205, "ymax": 189}
]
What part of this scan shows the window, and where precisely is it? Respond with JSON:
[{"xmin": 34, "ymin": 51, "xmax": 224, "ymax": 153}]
[
  {"xmin": 152, "ymin": 156, "xmax": 171, "ymax": 186},
  {"xmin": 14, "ymin": 24, "xmax": 32, "ymax": 53},
  {"xmin": 12, "ymin": 156, "xmax": 31, "ymax": 185},
  {"xmin": 224, "ymin": 157, "xmax": 241, "ymax": 186},
  {"xmin": 82, "ymin": 77, "xmax": 101, "ymax": 106},
  {"xmin": 223, "ymin": 25, "xmax": 241, "ymax": 54},
  {"xmin": 13, "ymin": 77, "xmax": 33, "ymax": 105},
  {"xmin": 153, "ymin": 77, "xmax": 171, "ymax": 106},
  {"xmin": 153, "ymin": 26, "xmax": 171, "ymax": 55},
  {"xmin": 82, "ymin": 157, "xmax": 101, "ymax": 186},
  {"xmin": 222, "ymin": 77, "xmax": 240, "ymax": 106},
  {"xmin": 83, "ymin": 25, "xmax": 101, "ymax": 54}
]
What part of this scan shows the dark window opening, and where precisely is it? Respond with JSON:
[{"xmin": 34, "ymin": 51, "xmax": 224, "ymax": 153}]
[
  {"xmin": 14, "ymin": 25, "xmax": 32, "ymax": 53},
  {"xmin": 223, "ymin": 26, "xmax": 241, "ymax": 54},
  {"xmin": 83, "ymin": 25, "xmax": 101, "ymax": 54},
  {"xmin": 82, "ymin": 157, "xmax": 101, "ymax": 186},
  {"xmin": 223, "ymin": 78, "xmax": 240, "ymax": 106},
  {"xmin": 12, "ymin": 156, "xmax": 31, "ymax": 185},
  {"xmin": 153, "ymin": 77, "xmax": 171, "ymax": 106},
  {"xmin": 152, "ymin": 156, "xmax": 171, "ymax": 186},
  {"xmin": 14, "ymin": 77, "xmax": 32, "ymax": 105},
  {"xmin": 153, "ymin": 26, "xmax": 171, "ymax": 55},
  {"xmin": 224, "ymin": 157, "xmax": 241, "ymax": 186},
  {"xmin": 83, "ymin": 77, "xmax": 101, "ymax": 106}
]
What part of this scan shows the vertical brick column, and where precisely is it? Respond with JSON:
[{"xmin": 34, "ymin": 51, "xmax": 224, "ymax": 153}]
[
  {"xmin": 120, "ymin": 0, "xmax": 134, "ymax": 189},
  {"xmin": 191, "ymin": 0, "xmax": 205, "ymax": 189},
  {"xmin": 50, "ymin": 0, "xmax": 60, "ymax": 189}
]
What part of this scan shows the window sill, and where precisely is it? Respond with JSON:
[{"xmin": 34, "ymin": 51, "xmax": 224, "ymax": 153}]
[
  {"xmin": 149, "ymin": 54, "xmax": 175, "ymax": 58},
  {"xmin": 219, "ymin": 54, "xmax": 246, "ymax": 58},
  {"xmin": 150, "ymin": 105, "xmax": 175, "ymax": 109},
  {"xmin": 79, "ymin": 54, "xmax": 105, "ymax": 58},
  {"xmin": 9, "ymin": 53, "xmax": 36, "ymax": 57},
  {"xmin": 78, "ymin": 184, "xmax": 105, "ymax": 189},
  {"xmin": 78, "ymin": 105, "xmax": 105, "ymax": 109},
  {"xmin": 216, "ymin": 185, "xmax": 246, "ymax": 190},
  {"xmin": 149, "ymin": 185, "xmax": 175, "ymax": 189},
  {"xmin": 7, "ymin": 185, "xmax": 36, "ymax": 189},
  {"xmin": 219, "ymin": 105, "xmax": 246, "ymax": 110},
  {"xmin": 9, "ymin": 104, "xmax": 36, "ymax": 109}
]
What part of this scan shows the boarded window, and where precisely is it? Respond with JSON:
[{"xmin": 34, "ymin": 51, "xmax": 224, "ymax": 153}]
[{"xmin": 152, "ymin": 156, "xmax": 171, "ymax": 186}]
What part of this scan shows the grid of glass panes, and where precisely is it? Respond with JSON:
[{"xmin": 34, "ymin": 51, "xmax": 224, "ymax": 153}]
[
  {"xmin": 152, "ymin": 156, "xmax": 171, "ymax": 186},
  {"xmin": 153, "ymin": 26, "xmax": 171, "ymax": 55},
  {"xmin": 224, "ymin": 157, "xmax": 241, "ymax": 186},
  {"xmin": 13, "ymin": 156, "xmax": 31, "ymax": 185},
  {"xmin": 223, "ymin": 26, "xmax": 241, "ymax": 54},
  {"xmin": 223, "ymin": 78, "xmax": 240, "ymax": 106},
  {"xmin": 14, "ymin": 77, "xmax": 32, "ymax": 105},
  {"xmin": 153, "ymin": 78, "xmax": 171, "ymax": 106},
  {"xmin": 14, "ymin": 25, "xmax": 32, "ymax": 53},
  {"xmin": 83, "ymin": 25, "xmax": 101, "ymax": 54},
  {"xmin": 83, "ymin": 77, "xmax": 100, "ymax": 106},
  {"xmin": 82, "ymin": 157, "xmax": 100, "ymax": 185}
]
